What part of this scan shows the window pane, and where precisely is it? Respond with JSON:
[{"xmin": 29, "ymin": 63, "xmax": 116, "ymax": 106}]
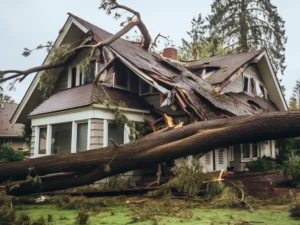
[
  {"xmin": 77, "ymin": 123, "xmax": 88, "ymax": 152},
  {"xmin": 51, "ymin": 123, "xmax": 72, "ymax": 154},
  {"xmin": 38, "ymin": 127, "xmax": 47, "ymax": 154},
  {"xmin": 84, "ymin": 63, "xmax": 96, "ymax": 84},
  {"xmin": 259, "ymin": 85, "xmax": 265, "ymax": 98},
  {"xmin": 114, "ymin": 60, "xmax": 129, "ymax": 88},
  {"xmin": 108, "ymin": 123, "xmax": 124, "ymax": 146},
  {"xmin": 242, "ymin": 144, "xmax": 250, "ymax": 158},
  {"xmin": 243, "ymin": 76, "xmax": 249, "ymax": 92},
  {"xmin": 130, "ymin": 72, "xmax": 139, "ymax": 93},
  {"xmin": 71, "ymin": 67, "xmax": 76, "ymax": 88},
  {"xmin": 140, "ymin": 79, "xmax": 150, "ymax": 95},
  {"xmin": 252, "ymin": 143, "xmax": 258, "ymax": 158}
]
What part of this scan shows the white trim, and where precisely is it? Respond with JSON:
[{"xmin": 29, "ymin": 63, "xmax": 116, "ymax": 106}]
[
  {"xmin": 103, "ymin": 119, "xmax": 108, "ymax": 147},
  {"xmin": 92, "ymin": 104, "xmax": 150, "ymax": 114},
  {"xmin": 260, "ymin": 52, "xmax": 288, "ymax": 111},
  {"xmin": 34, "ymin": 127, "xmax": 39, "ymax": 157},
  {"xmin": 46, "ymin": 125, "xmax": 52, "ymax": 155},
  {"xmin": 71, "ymin": 121, "xmax": 76, "ymax": 153},
  {"xmin": 124, "ymin": 124, "xmax": 130, "ymax": 144},
  {"xmin": 11, "ymin": 17, "xmax": 90, "ymax": 124},
  {"xmin": 87, "ymin": 119, "xmax": 91, "ymax": 150}
]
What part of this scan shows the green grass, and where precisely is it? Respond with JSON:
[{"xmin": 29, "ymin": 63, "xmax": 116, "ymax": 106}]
[{"xmin": 15, "ymin": 203, "xmax": 299, "ymax": 225}]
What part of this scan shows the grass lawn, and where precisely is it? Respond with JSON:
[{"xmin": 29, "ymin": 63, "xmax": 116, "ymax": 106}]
[{"xmin": 15, "ymin": 200, "xmax": 300, "ymax": 225}]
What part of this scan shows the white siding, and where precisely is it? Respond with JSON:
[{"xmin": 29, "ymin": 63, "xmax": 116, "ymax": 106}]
[{"xmin": 220, "ymin": 75, "xmax": 243, "ymax": 93}]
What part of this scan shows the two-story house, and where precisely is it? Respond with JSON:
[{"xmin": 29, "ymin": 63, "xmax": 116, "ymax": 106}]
[{"xmin": 11, "ymin": 13, "xmax": 287, "ymax": 174}]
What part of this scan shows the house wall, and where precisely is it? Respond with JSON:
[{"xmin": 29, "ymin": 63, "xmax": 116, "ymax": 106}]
[
  {"xmin": 90, "ymin": 119, "xmax": 104, "ymax": 149},
  {"xmin": 29, "ymin": 107, "xmax": 148, "ymax": 158},
  {"xmin": 220, "ymin": 65, "xmax": 263, "ymax": 94}
]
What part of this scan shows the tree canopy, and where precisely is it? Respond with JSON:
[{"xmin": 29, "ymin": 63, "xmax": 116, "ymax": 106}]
[{"xmin": 207, "ymin": 0, "xmax": 287, "ymax": 75}]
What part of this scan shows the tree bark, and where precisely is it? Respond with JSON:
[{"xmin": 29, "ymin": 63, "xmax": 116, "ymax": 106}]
[{"xmin": 1, "ymin": 112, "xmax": 300, "ymax": 195}]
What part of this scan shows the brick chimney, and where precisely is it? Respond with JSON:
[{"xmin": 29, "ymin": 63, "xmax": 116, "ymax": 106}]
[{"xmin": 163, "ymin": 47, "xmax": 178, "ymax": 60}]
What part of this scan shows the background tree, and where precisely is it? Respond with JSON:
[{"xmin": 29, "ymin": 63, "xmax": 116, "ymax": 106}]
[
  {"xmin": 289, "ymin": 79, "xmax": 300, "ymax": 111},
  {"xmin": 207, "ymin": 0, "xmax": 287, "ymax": 76},
  {"xmin": 179, "ymin": 14, "xmax": 226, "ymax": 61}
]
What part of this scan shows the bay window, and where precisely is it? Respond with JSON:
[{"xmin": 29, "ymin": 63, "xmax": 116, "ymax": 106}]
[
  {"xmin": 38, "ymin": 127, "xmax": 47, "ymax": 155},
  {"xmin": 51, "ymin": 123, "xmax": 72, "ymax": 154}
]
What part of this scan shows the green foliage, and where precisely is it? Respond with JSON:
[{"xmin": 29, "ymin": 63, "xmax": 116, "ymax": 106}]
[
  {"xmin": 283, "ymin": 157, "xmax": 300, "ymax": 184},
  {"xmin": 289, "ymin": 79, "xmax": 300, "ymax": 111},
  {"xmin": 277, "ymin": 138, "xmax": 300, "ymax": 164},
  {"xmin": 22, "ymin": 121, "xmax": 32, "ymax": 148},
  {"xmin": 179, "ymin": 14, "xmax": 228, "ymax": 60},
  {"xmin": 15, "ymin": 214, "xmax": 30, "ymax": 225},
  {"xmin": 38, "ymin": 44, "xmax": 72, "ymax": 99},
  {"xmin": 246, "ymin": 156, "xmax": 277, "ymax": 172},
  {"xmin": 0, "ymin": 144, "xmax": 26, "ymax": 163},
  {"xmin": 167, "ymin": 159, "xmax": 209, "ymax": 196},
  {"xmin": 205, "ymin": 181, "xmax": 225, "ymax": 200},
  {"xmin": 208, "ymin": 0, "xmax": 287, "ymax": 75},
  {"xmin": 211, "ymin": 186, "xmax": 241, "ymax": 208},
  {"xmin": 289, "ymin": 203, "xmax": 300, "ymax": 218},
  {"xmin": 103, "ymin": 175, "xmax": 132, "ymax": 191},
  {"xmin": 76, "ymin": 210, "xmax": 89, "ymax": 225},
  {"xmin": 31, "ymin": 216, "xmax": 45, "ymax": 225},
  {"xmin": 0, "ymin": 194, "xmax": 15, "ymax": 224}
]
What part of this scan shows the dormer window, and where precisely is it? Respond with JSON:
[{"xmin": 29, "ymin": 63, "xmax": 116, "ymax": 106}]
[
  {"xmin": 243, "ymin": 74, "xmax": 268, "ymax": 99},
  {"xmin": 243, "ymin": 76, "xmax": 249, "ymax": 93},
  {"xmin": 68, "ymin": 61, "xmax": 96, "ymax": 88},
  {"xmin": 114, "ymin": 60, "xmax": 130, "ymax": 90}
]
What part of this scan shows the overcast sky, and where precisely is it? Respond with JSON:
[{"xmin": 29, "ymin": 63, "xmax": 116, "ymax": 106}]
[{"xmin": 0, "ymin": 0, "xmax": 299, "ymax": 103}]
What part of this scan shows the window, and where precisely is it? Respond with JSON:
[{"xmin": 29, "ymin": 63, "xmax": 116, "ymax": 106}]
[
  {"xmin": 51, "ymin": 123, "xmax": 72, "ymax": 154},
  {"xmin": 114, "ymin": 60, "xmax": 129, "ymax": 89},
  {"xmin": 38, "ymin": 127, "xmax": 47, "ymax": 154},
  {"xmin": 76, "ymin": 123, "xmax": 88, "ymax": 152},
  {"xmin": 243, "ymin": 76, "xmax": 249, "ymax": 92},
  {"xmin": 259, "ymin": 84, "xmax": 265, "ymax": 98},
  {"xmin": 83, "ymin": 63, "xmax": 96, "ymax": 85},
  {"xmin": 71, "ymin": 67, "xmax": 76, "ymax": 88},
  {"xmin": 242, "ymin": 144, "xmax": 250, "ymax": 158},
  {"xmin": 130, "ymin": 72, "xmax": 139, "ymax": 93},
  {"xmin": 252, "ymin": 143, "xmax": 258, "ymax": 158},
  {"xmin": 140, "ymin": 79, "xmax": 150, "ymax": 95},
  {"xmin": 218, "ymin": 149, "xmax": 224, "ymax": 165},
  {"xmin": 108, "ymin": 123, "xmax": 124, "ymax": 146}
]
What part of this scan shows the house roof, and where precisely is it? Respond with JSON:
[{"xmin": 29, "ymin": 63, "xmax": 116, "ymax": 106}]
[
  {"xmin": 0, "ymin": 102, "xmax": 23, "ymax": 137},
  {"xmin": 13, "ymin": 13, "xmax": 286, "ymax": 123},
  {"xmin": 185, "ymin": 50, "xmax": 264, "ymax": 85},
  {"xmin": 28, "ymin": 84, "xmax": 148, "ymax": 117}
]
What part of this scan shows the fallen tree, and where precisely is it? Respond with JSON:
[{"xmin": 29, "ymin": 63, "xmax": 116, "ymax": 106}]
[{"xmin": 0, "ymin": 111, "xmax": 299, "ymax": 195}]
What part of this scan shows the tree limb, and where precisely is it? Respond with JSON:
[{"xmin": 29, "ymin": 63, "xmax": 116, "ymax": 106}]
[{"xmin": 1, "ymin": 111, "xmax": 300, "ymax": 195}]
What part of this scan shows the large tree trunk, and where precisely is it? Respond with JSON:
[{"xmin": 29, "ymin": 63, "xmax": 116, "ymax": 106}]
[{"xmin": 1, "ymin": 112, "xmax": 300, "ymax": 195}]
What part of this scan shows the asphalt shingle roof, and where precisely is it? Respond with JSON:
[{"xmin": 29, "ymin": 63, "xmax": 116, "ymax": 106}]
[
  {"xmin": 0, "ymin": 102, "xmax": 23, "ymax": 137},
  {"xmin": 185, "ymin": 50, "xmax": 264, "ymax": 85}
]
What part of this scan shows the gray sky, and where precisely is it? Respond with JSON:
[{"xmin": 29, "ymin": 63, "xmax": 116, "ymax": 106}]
[{"xmin": 0, "ymin": 0, "xmax": 299, "ymax": 103}]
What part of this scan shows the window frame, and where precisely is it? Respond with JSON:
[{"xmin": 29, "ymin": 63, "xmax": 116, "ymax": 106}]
[
  {"xmin": 241, "ymin": 143, "xmax": 259, "ymax": 162},
  {"xmin": 74, "ymin": 121, "xmax": 89, "ymax": 153},
  {"xmin": 139, "ymin": 79, "xmax": 151, "ymax": 96},
  {"xmin": 68, "ymin": 61, "xmax": 96, "ymax": 88},
  {"xmin": 36, "ymin": 126, "xmax": 48, "ymax": 156}
]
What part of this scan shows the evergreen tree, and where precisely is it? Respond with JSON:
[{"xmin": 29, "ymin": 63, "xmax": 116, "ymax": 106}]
[
  {"xmin": 289, "ymin": 79, "xmax": 300, "ymax": 111},
  {"xmin": 179, "ymin": 14, "xmax": 226, "ymax": 61},
  {"xmin": 208, "ymin": 0, "xmax": 287, "ymax": 75}
]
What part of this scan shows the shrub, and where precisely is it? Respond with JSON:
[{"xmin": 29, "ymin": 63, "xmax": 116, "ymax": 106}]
[
  {"xmin": 246, "ymin": 156, "xmax": 277, "ymax": 172},
  {"xmin": 15, "ymin": 214, "xmax": 30, "ymax": 225},
  {"xmin": 103, "ymin": 175, "xmax": 132, "ymax": 190},
  {"xmin": 283, "ymin": 157, "xmax": 300, "ymax": 184},
  {"xmin": 0, "ymin": 194, "xmax": 15, "ymax": 224},
  {"xmin": 289, "ymin": 203, "xmax": 300, "ymax": 218},
  {"xmin": 76, "ymin": 210, "xmax": 89, "ymax": 225},
  {"xmin": 167, "ymin": 159, "xmax": 210, "ymax": 196},
  {"xmin": 0, "ymin": 144, "xmax": 26, "ymax": 163}
]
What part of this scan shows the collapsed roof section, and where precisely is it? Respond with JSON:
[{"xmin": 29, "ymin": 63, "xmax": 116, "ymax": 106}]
[
  {"xmin": 68, "ymin": 13, "xmax": 286, "ymax": 119},
  {"xmin": 12, "ymin": 13, "xmax": 287, "ymax": 124}
]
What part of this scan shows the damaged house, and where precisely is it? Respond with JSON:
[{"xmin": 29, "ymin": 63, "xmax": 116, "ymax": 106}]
[{"xmin": 11, "ymin": 13, "xmax": 287, "ymax": 175}]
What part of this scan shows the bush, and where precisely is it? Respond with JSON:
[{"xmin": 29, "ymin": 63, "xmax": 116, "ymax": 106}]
[
  {"xmin": 246, "ymin": 156, "xmax": 277, "ymax": 172},
  {"xmin": 289, "ymin": 203, "xmax": 300, "ymax": 218},
  {"xmin": 0, "ymin": 194, "xmax": 15, "ymax": 224},
  {"xmin": 0, "ymin": 144, "xmax": 26, "ymax": 163},
  {"xmin": 167, "ymin": 159, "xmax": 209, "ymax": 196},
  {"xmin": 76, "ymin": 210, "xmax": 89, "ymax": 225},
  {"xmin": 15, "ymin": 214, "xmax": 30, "ymax": 225},
  {"xmin": 283, "ymin": 157, "xmax": 300, "ymax": 184}
]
